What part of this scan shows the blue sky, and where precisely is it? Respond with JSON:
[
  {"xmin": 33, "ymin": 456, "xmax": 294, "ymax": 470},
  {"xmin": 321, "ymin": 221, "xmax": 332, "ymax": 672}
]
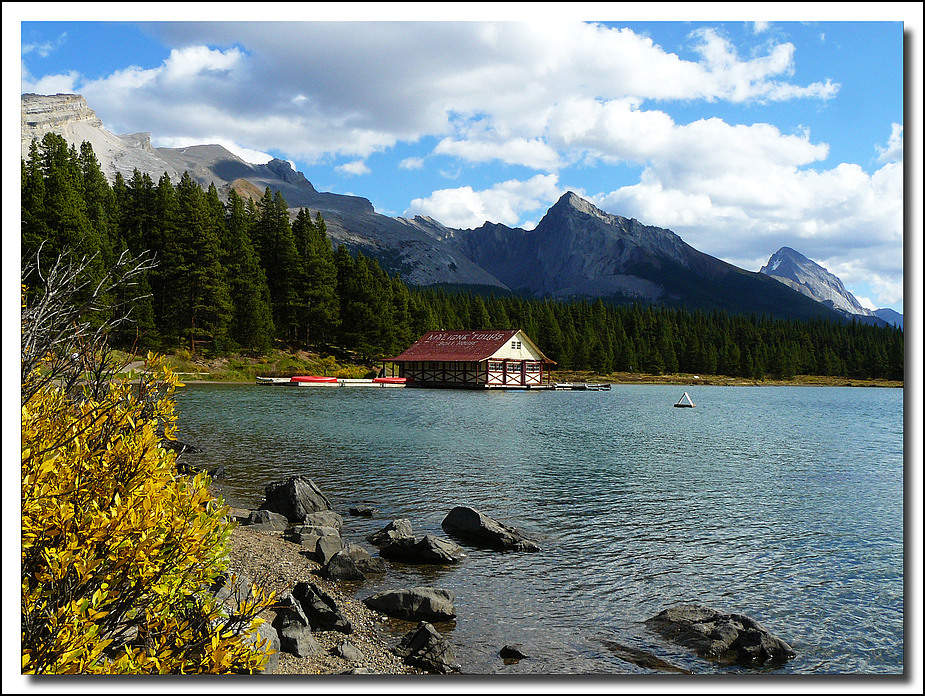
[{"xmin": 10, "ymin": 6, "xmax": 921, "ymax": 315}]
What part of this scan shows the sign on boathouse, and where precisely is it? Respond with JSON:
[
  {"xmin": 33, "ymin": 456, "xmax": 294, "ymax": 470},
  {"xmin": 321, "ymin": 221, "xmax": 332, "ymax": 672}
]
[{"xmin": 385, "ymin": 329, "xmax": 554, "ymax": 388}]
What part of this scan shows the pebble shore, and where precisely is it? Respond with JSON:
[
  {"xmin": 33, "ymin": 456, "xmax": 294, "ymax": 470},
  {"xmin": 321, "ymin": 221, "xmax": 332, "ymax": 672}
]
[{"xmin": 224, "ymin": 509, "xmax": 422, "ymax": 675}]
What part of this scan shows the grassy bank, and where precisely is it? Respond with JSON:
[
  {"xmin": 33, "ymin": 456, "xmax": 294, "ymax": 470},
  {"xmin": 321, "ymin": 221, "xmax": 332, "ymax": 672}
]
[{"xmin": 114, "ymin": 350, "xmax": 902, "ymax": 388}]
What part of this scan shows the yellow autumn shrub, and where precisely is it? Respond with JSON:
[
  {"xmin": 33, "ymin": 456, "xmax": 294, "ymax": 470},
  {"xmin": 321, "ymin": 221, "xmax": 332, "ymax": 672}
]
[{"xmin": 21, "ymin": 353, "xmax": 275, "ymax": 674}]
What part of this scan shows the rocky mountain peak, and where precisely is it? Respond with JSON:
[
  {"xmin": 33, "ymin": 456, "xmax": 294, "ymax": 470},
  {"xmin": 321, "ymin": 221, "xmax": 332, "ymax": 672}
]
[
  {"xmin": 22, "ymin": 93, "xmax": 102, "ymax": 142},
  {"xmin": 760, "ymin": 246, "xmax": 873, "ymax": 317}
]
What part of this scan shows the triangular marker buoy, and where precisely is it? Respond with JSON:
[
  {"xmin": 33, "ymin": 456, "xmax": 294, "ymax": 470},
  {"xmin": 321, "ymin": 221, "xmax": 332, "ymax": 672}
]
[{"xmin": 674, "ymin": 391, "xmax": 695, "ymax": 408}]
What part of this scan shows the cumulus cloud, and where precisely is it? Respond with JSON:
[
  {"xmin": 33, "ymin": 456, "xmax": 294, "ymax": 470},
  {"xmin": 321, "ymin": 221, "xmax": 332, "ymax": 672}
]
[
  {"xmin": 54, "ymin": 22, "xmax": 842, "ymax": 165},
  {"xmin": 21, "ymin": 63, "xmax": 79, "ymax": 94},
  {"xmin": 336, "ymin": 160, "xmax": 371, "ymax": 176},
  {"xmin": 876, "ymin": 123, "xmax": 903, "ymax": 163},
  {"xmin": 406, "ymin": 174, "xmax": 560, "ymax": 229},
  {"xmin": 400, "ymin": 156, "xmax": 425, "ymax": 170}
]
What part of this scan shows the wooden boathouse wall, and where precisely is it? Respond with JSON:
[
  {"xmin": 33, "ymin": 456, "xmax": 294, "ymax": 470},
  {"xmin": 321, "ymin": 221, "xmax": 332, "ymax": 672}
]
[{"xmin": 385, "ymin": 329, "xmax": 553, "ymax": 389}]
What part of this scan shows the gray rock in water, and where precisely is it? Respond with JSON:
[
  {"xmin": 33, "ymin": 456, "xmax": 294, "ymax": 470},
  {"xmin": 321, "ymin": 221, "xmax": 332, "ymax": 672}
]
[
  {"xmin": 245, "ymin": 509, "xmax": 289, "ymax": 532},
  {"xmin": 349, "ymin": 505, "xmax": 378, "ymax": 517},
  {"xmin": 363, "ymin": 587, "xmax": 456, "ymax": 622},
  {"xmin": 259, "ymin": 475, "xmax": 331, "ymax": 523},
  {"xmin": 499, "ymin": 644, "xmax": 528, "ymax": 660},
  {"xmin": 394, "ymin": 621, "xmax": 461, "ymax": 674},
  {"xmin": 366, "ymin": 518, "xmax": 414, "ymax": 546},
  {"xmin": 379, "ymin": 534, "xmax": 466, "ymax": 564},
  {"xmin": 272, "ymin": 593, "xmax": 322, "ymax": 657},
  {"xmin": 291, "ymin": 581, "xmax": 353, "ymax": 634},
  {"xmin": 442, "ymin": 506, "xmax": 540, "ymax": 552},
  {"xmin": 646, "ymin": 604, "xmax": 795, "ymax": 667},
  {"xmin": 321, "ymin": 543, "xmax": 387, "ymax": 581}
]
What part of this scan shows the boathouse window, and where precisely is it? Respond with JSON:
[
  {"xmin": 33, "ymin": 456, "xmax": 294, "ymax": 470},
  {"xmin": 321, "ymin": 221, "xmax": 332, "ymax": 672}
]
[
  {"xmin": 488, "ymin": 361, "xmax": 503, "ymax": 371},
  {"xmin": 506, "ymin": 361, "xmax": 520, "ymax": 373},
  {"xmin": 525, "ymin": 362, "xmax": 540, "ymax": 373},
  {"xmin": 511, "ymin": 340, "xmax": 522, "ymax": 350}
]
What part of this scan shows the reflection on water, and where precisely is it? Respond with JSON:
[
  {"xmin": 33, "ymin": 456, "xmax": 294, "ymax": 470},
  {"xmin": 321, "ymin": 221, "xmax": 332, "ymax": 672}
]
[{"xmin": 175, "ymin": 383, "xmax": 904, "ymax": 675}]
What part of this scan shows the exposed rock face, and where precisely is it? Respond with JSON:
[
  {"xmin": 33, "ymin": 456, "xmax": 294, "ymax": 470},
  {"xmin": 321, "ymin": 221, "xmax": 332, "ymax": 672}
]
[
  {"xmin": 393, "ymin": 622, "xmax": 461, "ymax": 674},
  {"xmin": 442, "ymin": 506, "xmax": 540, "ymax": 552},
  {"xmin": 21, "ymin": 93, "xmax": 102, "ymax": 141},
  {"xmin": 363, "ymin": 587, "xmax": 457, "ymax": 623},
  {"xmin": 645, "ymin": 605, "xmax": 795, "ymax": 668},
  {"xmin": 760, "ymin": 246, "xmax": 877, "ymax": 320}
]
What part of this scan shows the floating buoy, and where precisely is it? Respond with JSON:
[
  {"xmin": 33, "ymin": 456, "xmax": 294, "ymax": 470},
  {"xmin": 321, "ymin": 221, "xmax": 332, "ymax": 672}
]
[{"xmin": 674, "ymin": 392, "xmax": 695, "ymax": 408}]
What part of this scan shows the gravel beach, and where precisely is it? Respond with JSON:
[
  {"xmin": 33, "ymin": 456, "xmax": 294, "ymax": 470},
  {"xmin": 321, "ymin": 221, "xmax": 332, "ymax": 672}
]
[{"xmin": 223, "ymin": 508, "xmax": 423, "ymax": 676}]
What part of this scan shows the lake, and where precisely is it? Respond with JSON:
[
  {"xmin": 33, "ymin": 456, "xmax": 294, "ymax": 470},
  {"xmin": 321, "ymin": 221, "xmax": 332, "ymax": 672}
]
[{"xmin": 173, "ymin": 383, "xmax": 904, "ymax": 675}]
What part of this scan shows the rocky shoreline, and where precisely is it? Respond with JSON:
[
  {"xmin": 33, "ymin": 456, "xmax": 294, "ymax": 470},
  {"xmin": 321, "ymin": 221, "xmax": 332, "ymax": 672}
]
[
  {"xmin": 213, "ymin": 474, "xmax": 544, "ymax": 676},
  {"xmin": 213, "ymin": 474, "xmax": 796, "ymax": 676},
  {"xmin": 223, "ymin": 514, "xmax": 422, "ymax": 675}
]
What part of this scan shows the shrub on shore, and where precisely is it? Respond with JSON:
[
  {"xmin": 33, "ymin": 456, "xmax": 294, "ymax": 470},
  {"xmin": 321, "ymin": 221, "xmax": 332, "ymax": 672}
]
[{"xmin": 21, "ymin": 251, "xmax": 275, "ymax": 674}]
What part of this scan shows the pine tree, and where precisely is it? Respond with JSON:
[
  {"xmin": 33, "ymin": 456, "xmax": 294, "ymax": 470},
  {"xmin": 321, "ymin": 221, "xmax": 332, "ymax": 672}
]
[{"xmin": 222, "ymin": 191, "xmax": 275, "ymax": 352}]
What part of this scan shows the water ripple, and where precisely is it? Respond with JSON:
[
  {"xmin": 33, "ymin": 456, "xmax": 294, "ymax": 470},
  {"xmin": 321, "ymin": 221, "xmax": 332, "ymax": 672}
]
[{"xmin": 176, "ymin": 383, "xmax": 904, "ymax": 675}]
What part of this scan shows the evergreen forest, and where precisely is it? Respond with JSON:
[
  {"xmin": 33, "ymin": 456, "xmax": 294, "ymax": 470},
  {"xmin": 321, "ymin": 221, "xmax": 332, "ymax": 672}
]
[{"xmin": 21, "ymin": 134, "xmax": 904, "ymax": 381}]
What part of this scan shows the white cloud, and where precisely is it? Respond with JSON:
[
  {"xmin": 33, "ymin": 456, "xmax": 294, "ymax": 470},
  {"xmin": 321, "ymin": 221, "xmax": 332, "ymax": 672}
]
[
  {"xmin": 22, "ymin": 32, "xmax": 66, "ymax": 58},
  {"xmin": 60, "ymin": 22, "xmax": 840, "ymax": 165},
  {"xmin": 337, "ymin": 160, "xmax": 371, "ymax": 176},
  {"xmin": 400, "ymin": 156, "xmax": 425, "ymax": 170},
  {"xmin": 406, "ymin": 174, "xmax": 560, "ymax": 229},
  {"xmin": 876, "ymin": 123, "xmax": 903, "ymax": 163},
  {"xmin": 21, "ymin": 63, "xmax": 79, "ymax": 94}
]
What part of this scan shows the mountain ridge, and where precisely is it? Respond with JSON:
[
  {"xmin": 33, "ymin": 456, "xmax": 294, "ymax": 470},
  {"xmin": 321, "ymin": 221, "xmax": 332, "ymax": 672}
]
[
  {"xmin": 22, "ymin": 92, "xmax": 871, "ymax": 324},
  {"xmin": 758, "ymin": 246, "xmax": 896, "ymax": 327}
]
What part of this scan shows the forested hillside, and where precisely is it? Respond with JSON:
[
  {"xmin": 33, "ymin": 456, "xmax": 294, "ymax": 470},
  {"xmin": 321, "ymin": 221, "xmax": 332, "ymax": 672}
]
[{"xmin": 21, "ymin": 134, "xmax": 903, "ymax": 381}]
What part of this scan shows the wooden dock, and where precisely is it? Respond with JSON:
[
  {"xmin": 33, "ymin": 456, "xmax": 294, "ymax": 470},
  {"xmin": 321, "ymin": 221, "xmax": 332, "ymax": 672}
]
[
  {"xmin": 552, "ymin": 382, "xmax": 611, "ymax": 391},
  {"xmin": 256, "ymin": 377, "xmax": 406, "ymax": 388}
]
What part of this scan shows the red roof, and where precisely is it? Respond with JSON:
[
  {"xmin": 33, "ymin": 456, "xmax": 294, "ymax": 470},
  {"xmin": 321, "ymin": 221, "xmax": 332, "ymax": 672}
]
[{"xmin": 388, "ymin": 330, "xmax": 523, "ymax": 362}]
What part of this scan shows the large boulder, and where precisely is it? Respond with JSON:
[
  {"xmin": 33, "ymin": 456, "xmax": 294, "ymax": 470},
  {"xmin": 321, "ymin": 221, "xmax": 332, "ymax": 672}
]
[
  {"xmin": 321, "ymin": 543, "xmax": 387, "ymax": 581},
  {"xmin": 302, "ymin": 510, "xmax": 344, "ymax": 531},
  {"xmin": 291, "ymin": 581, "xmax": 353, "ymax": 634},
  {"xmin": 646, "ymin": 605, "xmax": 795, "ymax": 667},
  {"xmin": 272, "ymin": 593, "xmax": 322, "ymax": 657},
  {"xmin": 441, "ymin": 506, "xmax": 540, "ymax": 552},
  {"xmin": 379, "ymin": 534, "xmax": 466, "ymax": 564},
  {"xmin": 393, "ymin": 621, "xmax": 461, "ymax": 674},
  {"xmin": 363, "ymin": 587, "xmax": 456, "ymax": 623},
  {"xmin": 288, "ymin": 525, "xmax": 343, "ymax": 565},
  {"xmin": 258, "ymin": 476, "xmax": 331, "ymax": 523},
  {"xmin": 247, "ymin": 617, "xmax": 280, "ymax": 674},
  {"xmin": 366, "ymin": 518, "xmax": 414, "ymax": 546},
  {"xmin": 244, "ymin": 509, "xmax": 289, "ymax": 532}
]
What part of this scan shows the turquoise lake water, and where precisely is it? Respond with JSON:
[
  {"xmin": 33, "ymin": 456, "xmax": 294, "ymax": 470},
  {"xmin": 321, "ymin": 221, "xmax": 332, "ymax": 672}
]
[{"xmin": 173, "ymin": 383, "xmax": 905, "ymax": 675}]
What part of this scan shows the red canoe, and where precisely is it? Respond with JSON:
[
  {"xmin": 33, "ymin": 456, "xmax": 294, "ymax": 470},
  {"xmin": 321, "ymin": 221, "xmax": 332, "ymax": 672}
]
[
  {"xmin": 290, "ymin": 375, "xmax": 338, "ymax": 383},
  {"xmin": 372, "ymin": 377, "xmax": 407, "ymax": 384}
]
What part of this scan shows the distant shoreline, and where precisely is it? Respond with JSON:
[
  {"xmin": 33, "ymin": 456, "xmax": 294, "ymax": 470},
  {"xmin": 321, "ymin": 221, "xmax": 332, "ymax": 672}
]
[{"xmin": 170, "ymin": 373, "xmax": 903, "ymax": 388}]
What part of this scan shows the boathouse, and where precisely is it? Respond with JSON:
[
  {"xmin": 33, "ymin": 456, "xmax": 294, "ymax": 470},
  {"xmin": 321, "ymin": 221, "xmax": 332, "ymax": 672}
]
[{"xmin": 385, "ymin": 329, "xmax": 554, "ymax": 388}]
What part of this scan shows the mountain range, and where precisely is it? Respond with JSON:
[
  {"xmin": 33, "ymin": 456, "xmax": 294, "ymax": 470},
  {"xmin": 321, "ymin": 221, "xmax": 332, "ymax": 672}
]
[{"xmin": 21, "ymin": 93, "xmax": 901, "ymax": 328}]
